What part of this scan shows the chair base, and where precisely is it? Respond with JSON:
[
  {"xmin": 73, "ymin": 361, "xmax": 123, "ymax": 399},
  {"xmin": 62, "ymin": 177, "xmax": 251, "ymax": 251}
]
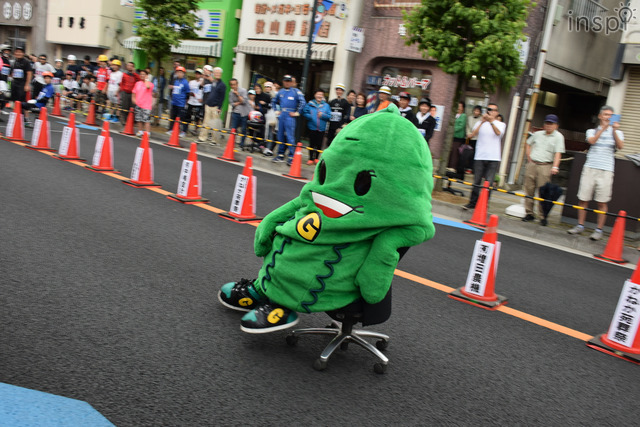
[{"xmin": 287, "ymin": 321, "xmax": 390, "ymax": 373}]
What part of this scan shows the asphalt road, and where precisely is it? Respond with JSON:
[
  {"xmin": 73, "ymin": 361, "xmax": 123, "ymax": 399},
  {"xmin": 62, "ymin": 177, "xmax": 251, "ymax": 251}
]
[{"xmin": 1, "ymin": 119, "xmax": 639, "ymax": 426}]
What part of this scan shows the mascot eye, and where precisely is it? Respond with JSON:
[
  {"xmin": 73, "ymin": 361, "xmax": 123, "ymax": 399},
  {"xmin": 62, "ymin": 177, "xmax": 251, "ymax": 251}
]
[
  {"xmin": 318, "ymin": 160, "xmax": 326, "ymax": 185},
  {"xmin": 354, "ymin": 170, "xmax": 375, "ymax": 196}
]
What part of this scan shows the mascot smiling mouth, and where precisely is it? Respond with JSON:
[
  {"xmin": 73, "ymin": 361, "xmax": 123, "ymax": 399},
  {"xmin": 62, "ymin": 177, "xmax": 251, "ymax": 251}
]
[{"xmin": 311, "ymin": 192, "xmax": 356, "ymax": 218}]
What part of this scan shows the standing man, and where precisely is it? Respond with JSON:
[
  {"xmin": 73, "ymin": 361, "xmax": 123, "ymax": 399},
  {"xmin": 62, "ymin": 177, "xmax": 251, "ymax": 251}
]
[
  {"xmin": 31, "ymin": 54, "xmax": 55, "ymax": 101},
  {"xmin": 106, "ymin": 59, "xmax": 123, "ymax": 123},
  {"xmin": 465, "ymin": 105, "xmax": 483, "ymax": 173},
  {"xmin": 326, "ymin": 83, "xmax": 351, "ymax": 146},
  {"xmin": 567, "ymin": 106, "xmax": 624, "ymax": 240},
  {"xmin": 119, "ymin": 61, "xmax": 140, "ymax": 124},
  {"xmin": 66, "ymin": 55, "xmax": 82, "ymax": 80},
  {"xmin": 397, "ymin": 91, "xmax": 416, "ymax": 125},
  {"xmin": 228, "ymin": 78, "xmax": 251, "ymax": 149},
  {"xmin": 199, "ymin": 66, "xmax": 226, "ymax": 144},
  {"xmin": 522, "ymin": 114, "xmax": 565, "ymax": 225},
  {"xmin": 95, "ymin": 55, "xmax": 110, "ymax": 115},
  {"xmin": 463, "ymin": 103, "xmax": 506, "ymax": 210},
  {"xmin": 167, "ymin": 66, "xmax": 190, "ymax": 137},
  {"xmin": 271, "ymin": 74, "xmax": 305, "ymax": 165},
  {"xmin": 152, "ymin": 66, "xmax": 166, "ymax": 125},
  {"xmin": 10, "ymin": 46, "xmax": 32, "ymax": 108},
  {"xmin": 186, "ymin": 69, "xmax": 204, "ymax": 136},
  {"xmin": 376, "ymin": 86, "xmax": 391, "ymax": 111}
]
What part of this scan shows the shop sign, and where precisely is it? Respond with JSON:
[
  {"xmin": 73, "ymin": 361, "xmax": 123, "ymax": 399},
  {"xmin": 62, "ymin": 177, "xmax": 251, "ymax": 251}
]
[
  {"xmin": 1, "ymin": 1, "xmax": 32, "ymax": 24},
  {"xmin": 366, "ymin": 75, "xmax": 382, "ymax": 86},
  {"xmin": 253, "ymin": 1, "xmax": 343, "ymax": 44},
  {"xmin": 381, "ymin": 74, "xmax": 431, "ymax": 90},
  {"xmin": 347, "ymin": 26, "xmax": 364, "ymax": 53}
]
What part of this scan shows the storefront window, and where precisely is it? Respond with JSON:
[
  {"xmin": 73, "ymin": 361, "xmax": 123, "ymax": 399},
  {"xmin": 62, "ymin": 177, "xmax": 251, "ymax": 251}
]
[{"xmin": 379, "ymin": 66, "xmax": 432, "ymax": 106}]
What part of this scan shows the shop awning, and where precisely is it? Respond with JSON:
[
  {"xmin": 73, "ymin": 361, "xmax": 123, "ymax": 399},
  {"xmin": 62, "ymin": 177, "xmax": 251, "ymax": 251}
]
[
  {"xmin": 123, "ymin": 36, "xmax": 222, "ymax": 57},
  {"xmin": 235, "ymin": 40, "xmax": 336, "ymax": 62}
]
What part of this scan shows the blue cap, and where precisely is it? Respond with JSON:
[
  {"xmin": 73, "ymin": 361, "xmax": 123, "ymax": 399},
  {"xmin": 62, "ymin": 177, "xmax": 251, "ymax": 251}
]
[{"xmin": 544, "ymin": 114, "xmax": 558, "ymax": 124}]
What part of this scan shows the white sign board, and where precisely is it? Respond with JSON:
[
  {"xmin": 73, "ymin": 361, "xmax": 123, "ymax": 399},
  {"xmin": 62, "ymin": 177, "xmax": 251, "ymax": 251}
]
[
  {"xmin": 58, "ymin": 126, "xmax": 76, "ymax": 156},
  {"xmin": 6, "ymin": 111, "xmax": 16, "ymax": 137},
  {"xmin": 347, "ymin": 26, "xmax": 364, "ymax": 53},
  {"xmin": 30, "ymin": 119, "xmax": 42, "ymax": 146},
  {"xmin": 177, "ymin": 159, "xmax": 194, "ymax": 197},
  {"xmin": 606, "ymin": 280, "xmax": 640, "ymax": 348},
  {"xmin": 230, "ymin": 174, "xmax": 250, "ymax": 215},
  {"xmin": 464, "ymin": 241, "xmax": 500, "ymax": 297},
  {"xmin": 433, "ymin": 105, "xmax": 445, "ymax": 132},
  {"xmin": 130, "ymin": 147, "xmax": 145, "ymax": 181},
  {"xmin": 92, "ymin": 135, "xmax": 105, "ymax": 166}
]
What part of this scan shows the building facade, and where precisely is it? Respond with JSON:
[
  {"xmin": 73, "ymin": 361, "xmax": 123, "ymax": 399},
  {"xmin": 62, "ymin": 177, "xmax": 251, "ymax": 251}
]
[{"xmin": 0, "ymin": 0, "xmax": 52, "ymax": 56}]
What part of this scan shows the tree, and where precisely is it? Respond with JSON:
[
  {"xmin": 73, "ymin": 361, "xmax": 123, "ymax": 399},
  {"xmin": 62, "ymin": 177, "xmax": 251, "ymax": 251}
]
[
  {"xmin": 135, "ymin": 0, "xmax": 200, "ymax": 71},
  {"xmin": 404, "ymin": 0, "xmax": 531, "ymax": 191}
]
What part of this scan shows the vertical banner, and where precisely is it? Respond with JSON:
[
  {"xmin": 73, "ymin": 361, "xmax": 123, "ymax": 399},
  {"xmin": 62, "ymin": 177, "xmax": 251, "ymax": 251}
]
[
  {"xmin": 230, "ymin": 174, "xmax": 250, "ymax": 214},
  {"xmin": 130, "ymin": 147, "xmax": 145, "ymax": 181},
  {"xmin": 30, "ymin": 119, "xmax": 43, "ymax": 146},
  {"xmin": 6, "ymin": 112, "xmax": 16, "ymax": 138},
  {"xmin": 177, "ymin": 159, "xmax": 194, "ymax": 197},
  {"xmin": 58, "ymin": 126, "xmax": 73, "ymax": 155},
  {"xmin": 464, "ymin": 241, "xmax": 497, "ymax": 296},
  {"xmin": 606, "ymin": 280, "xmax": 640, "ymax": 348},
  {"xmin": 312, "ymin": 0, "xmax": 334, "ymax": 42},
  {"xmin": 92, "ymin": 135, "xmax": 105, "ymax": 166}
]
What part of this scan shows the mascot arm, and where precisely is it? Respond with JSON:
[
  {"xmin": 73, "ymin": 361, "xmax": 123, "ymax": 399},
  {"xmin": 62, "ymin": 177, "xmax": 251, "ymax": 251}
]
[
  {"xmin": 254, "ymin": 198, "xmax": 301, "ymax": 257},
  {"xmin": 355, "ymin": 225, "xmax": 432, "ymax": 304}
]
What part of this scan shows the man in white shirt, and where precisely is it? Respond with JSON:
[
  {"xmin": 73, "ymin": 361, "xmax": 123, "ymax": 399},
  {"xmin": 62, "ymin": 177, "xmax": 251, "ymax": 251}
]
[
  {"xmin": 186, "ymin": 69, "xmax": 204, "ymax": 135},
  {"xmin": 463, "ymin": 103, "xmax": 506, "ymax": 210},
  {"xmin": 106, "ymin": 59, "xmax": 123, "ymax": 123}
]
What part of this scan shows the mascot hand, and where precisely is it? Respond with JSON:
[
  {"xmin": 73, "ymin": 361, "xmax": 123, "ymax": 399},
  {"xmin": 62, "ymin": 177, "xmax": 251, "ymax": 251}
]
[{"xmin": 254, "ymin": 199, "xmax": 300, "ymax": 257}]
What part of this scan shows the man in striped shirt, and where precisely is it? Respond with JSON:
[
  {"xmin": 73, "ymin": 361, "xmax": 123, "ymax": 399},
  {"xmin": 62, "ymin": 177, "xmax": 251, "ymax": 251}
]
[{"xmin": 567, "ymin": 105, "xmax": 624, "ymax": 240}]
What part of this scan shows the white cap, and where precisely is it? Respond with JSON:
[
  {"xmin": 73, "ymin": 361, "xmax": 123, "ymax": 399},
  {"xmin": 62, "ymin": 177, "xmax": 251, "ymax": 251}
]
[
  {"xmin": 203, "ymin": 64, "xmax": 213, "ymax": 72},
  {"xmin": 335, "ymin": 83, "xmax": 346, "ymax": 91},
  {"xmin": 55, "ymin": 58, "xmax": 63, "ymax": 63},
  {"xmin": 379, "ymin": 86, "xmax": 391, "ymax": 95},
  {"xmin": 67, "ymin": 54, "xmax": 77, "ymax": 61}
]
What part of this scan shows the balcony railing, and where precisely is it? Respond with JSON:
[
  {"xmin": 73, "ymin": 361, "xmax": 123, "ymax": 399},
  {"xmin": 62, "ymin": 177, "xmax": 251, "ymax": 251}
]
[{"xmin": 569, "ymin": 0, "xmax": 609, "ymax": 20}]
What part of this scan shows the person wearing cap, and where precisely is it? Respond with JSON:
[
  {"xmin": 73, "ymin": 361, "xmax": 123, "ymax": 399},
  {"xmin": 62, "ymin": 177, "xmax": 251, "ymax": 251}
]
[
  {"xmin": 106, "ymin": 59, "xmax": 123, "ymax": 122},
  {"xmin": 271, "ymin": 74, "xmax": 306, "ymax": 164},
  {"xmin": 23, "ymin": 71, "xmax": 54, "ymax": 126},
  {"xmin": 80, "ymin": 55, "xmax": 96, "ymax": 78},
  {"xmin": 31, "ymin": 53, "xmax": 55, "ymax": 101},
  {"xmin": 66, "ymin": 55, "xmax": 82, "ymax": 81},
  {"xmin": 376, "ymin": 86, "xmax": 392, "ymax": 111},
  {"xmin": 415, "ymin": 98, "xmax": 436, "ymax": 144},
  {"xmin": 397, "ymin": 91, "xmax": 416, "ymax": 125},
  {"xmin": 62, "ymin": 70, "xmax": 79, "ymax": 110},
  {"xmin": 167, "ymin": 66, "xmax": 190, "ymax": 137},
  {"xmin": 53, "ymin": 59, "xmax": 65, "ymax": 84},
  {"xmin": 186, "ymin": 68, "xmax": 204, "ymax": 136},
  {"xmin": 0, "ymin": 45, "xmax": 11, "ymax": 85},
  {"xmin": 10, "ymin": 46, "xmax": 32, "ymax": 106},
  {"xmin": 326, "ymin": 83, "xmax": 351, "ymax": 147},
  {"xmin": 229, "ymin": 78, "xmax": 252, "ymax": 149},
  {"xmin": 523, "ymin": 114, "xmax": 565, "ymax": 225},
  {"xmin": 95, "ymin": 55, "xmax": 111, "ymax": 114},
  {"xmin": 199, "ymin": 66, "xmax": 225, "ymax": 144},
  {"xmin": 119, "ymin": 61, "xmax": 140, "ymax": 124}
]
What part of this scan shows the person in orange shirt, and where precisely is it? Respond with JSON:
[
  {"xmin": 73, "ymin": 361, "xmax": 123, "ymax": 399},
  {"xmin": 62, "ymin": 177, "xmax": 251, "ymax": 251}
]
[{"xmin": 376, "ymin": 85, "xmax": 392, "ymax": 111}]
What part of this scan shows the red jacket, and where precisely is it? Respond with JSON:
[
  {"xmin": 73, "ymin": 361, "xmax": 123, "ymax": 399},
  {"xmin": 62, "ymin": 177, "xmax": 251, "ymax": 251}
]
[{"xmin": 120, "ymin": 72, "xmax": 140, "ymax": 94}]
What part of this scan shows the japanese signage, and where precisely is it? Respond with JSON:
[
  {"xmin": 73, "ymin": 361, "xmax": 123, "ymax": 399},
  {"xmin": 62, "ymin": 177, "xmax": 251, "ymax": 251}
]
[
  {"xmin": 6, "ymin": 111, "xmax": 17, "ymax": 138},
  {"xmin": 1, "ymin": 1, "xmax": 32, "ymax": 25},
  {"xmin": 464, "ymin": 241, "xmax": 500, "ymax": 297},
  {"xmin": 58, "ymin": 126, "xmax": 77, "ymax": 156},
  {"xmin": 130, "ymin": 147, "xmax": 144, "ymax": 182},
  {"xmin": 381, "ymin": 74, "xmax": 431, "ymax": 90},
  {"xmin": 606, "ymin": 280, "xmax": 640, "ymax": 348},
  {"xmin": 252, "ymin": 1, "xmax": 343, "ymax": 43},
  {"xmin": 92, "ymin": 136, "xmax": 112, "ymax": 167},
  {"xmin": 177, "ymin": 159, "xmax": 194, "ymax": 197},
  {"xmin": 30, "ymin": 119, "xmax": 43, "ymax": 147},
  {"xmin": 433, "ymin": 105, "xmax": 445, "ymax": 132},
  {"xmin": 230, "ymin": 174, "xmax": 251, "ymax": 215},
  {"xmin": 347, "ymin": 26, "xmax": 364, "ymax": 53}
]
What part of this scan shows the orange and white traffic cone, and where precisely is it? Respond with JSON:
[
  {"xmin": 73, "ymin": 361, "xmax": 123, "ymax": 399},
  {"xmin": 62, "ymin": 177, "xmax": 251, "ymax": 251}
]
[
  {"xmin": 587, "ymin": 263, "xmax": 640, "ymax": 364},
  {"xmin": 84, "ymin": 99, "xmax": 97, "ymax": 126},
  {"xmin": 53, "ymin": 113, "xmax": 84, "ymax": 161},
  {"xmin": 26, "ymin": 107, "xmax": 55, "ymax": 151},
  {"xmin": 219, "ymin": 156, "xmax": 263, "ymax": 223},
  {"xmin": 594, "ymin": 211, "xmax": 628, "ymax": 264},
  {"xmin": 464, "ymin": 180, "xmax": 490, "ymax": 228},
  {"xmin": 167, "ymin": 142, "xmax": 209, "ymax": 204},
  {"xmin": 164, "ymin": 119, "xmax": 182, "ymax": 147},
  {"xmin": 51, "ymin": 93, "xmax": 63, "ymax": 117},
  {"xmin": 449, "ymin": 214, "xmax": 508, "ymax": 310},
  {"xmin": 123, "ymin": 132, "xmax": 161, "ymax": 188},
  {"xmin": 5, "ymin": 101, "xmax": 26, "ymax": 142},
  {"xmin": 121, "ymin": 107, "xmax": 135, "ymax": 135},
  {"xmin": 283, "ymin": 142, "xmax": 306, "ymax": 180},
  {"xmin": 219, "ymin": 128, "xmax": 239, "ymax": 162},
  {"xmin": 85, "ymin": 120, "xmax": 118, "ymax": 172}
]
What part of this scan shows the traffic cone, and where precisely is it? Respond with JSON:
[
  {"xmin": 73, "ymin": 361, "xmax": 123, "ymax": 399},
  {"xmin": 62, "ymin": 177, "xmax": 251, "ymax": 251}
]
[
  {"xmin": 164, "ymin": 119, "xmax": 182, "ymax": 147},
  {"xmin": 218, "ymin": 128, "xmax": 239, "ymax": 162},
  {"xmin": 219, "ymin": 156, "xmax": 263, "ymax": 223},
  {"xmin": 587, "ymin": 263, "xmax": 640, "ymax": 364},
  {"xmin": 449, "ymin": 214, "xmax": 508, "ymax": 310},
  {"xmin": 167, "ymin": 142, "xmax": 209, "ymax": 204},
  {"xmin": 26, "ymin": 107, "xmax": 55, "ymax": 151},
  {"xmin": 283, "ymin": 142, "xmax": 306, "ymax": 180},
  {"xmin": 594, "ymin": 211, "xmax": 629, "ymax": 264},
  {"xmin": 84, "ymin": 100, "xmax": 97, "ymax": 125},
  {"xmin": 121, "ymin": 107, "xmax": 135, "ymax": 135},
  {"xmin": 123, "ymin": 132, "xmax": 161, "ymax": 188},
  {"xmin": 85, "ymin": 120, "xmax": 118, "ymax": 172},
  {"xmin": 53, "ymin": 113, "xmax": 84, "ymax": 161},
  {"xmin": 51, "ymin": 93, "xmax": 63, "ymax": 117},
  {"xmin": 464, "ymin": 181, "xmax": 490, "ymax": 228},
  {"xmin": 5, "ymin": 101, "xmax": 26, "ymax": 142}
]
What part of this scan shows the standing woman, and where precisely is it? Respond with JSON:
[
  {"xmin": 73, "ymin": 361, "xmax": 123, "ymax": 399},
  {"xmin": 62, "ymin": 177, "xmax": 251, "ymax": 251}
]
[
  {"xmin": 350, "ymin": 93, "xmax": 369, "ymax": 121},
  {"xmin": 302, "ymin": 89, "xmax": 331, "ymax": 165},
  {"xmin": 449, "ymin": 101, "xmax": 467, "ymax": 169}
]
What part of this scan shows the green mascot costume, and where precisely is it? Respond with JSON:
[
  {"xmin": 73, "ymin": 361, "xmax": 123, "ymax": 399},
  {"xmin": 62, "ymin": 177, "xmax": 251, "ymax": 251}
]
[{"xmin": 219, "ymin": 104, "xmax": 435, "ymax": 333}]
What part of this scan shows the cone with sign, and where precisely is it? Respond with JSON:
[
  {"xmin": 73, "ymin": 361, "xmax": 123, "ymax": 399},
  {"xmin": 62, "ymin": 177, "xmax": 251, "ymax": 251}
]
[
  {"xmin": 587, "ymin": 264, "xmax": 640, "ymax": 364},
  {"xmin": 219, "ymin": 156, "xmax": 263, "ymax": 223},
  {"xmin": 26, "ymin": 107, "xmax": 55, "ymax": 151},
  {"xmin": 283, "ymin": 142, "xmax": 307, "ymax": 180},
  {"xmin": 218, "ymin": 128, "xmax": 239, "ymax": 162},
  {"xmin": 123, "ymin": 132, "xmax": 161, "ymax": 188},
  {"xmin": 594, "ymin": 210, "xmax": 629, "ymax": 264},
  {"xmin": 121, "ymin": 107, "xmax": 135, "ymax": 135},
  {"xmin": 167, "ymin": 142, "xmax": 209, "ymax": 204},
  {"xmin": 164, "ymin": 118, "xmax": 182, "ymax": 147},
  {"xmin": 84, "ymin": 99, "xmax": 97, "ymax": 125},
  {"xmin": 85, "ymin": 120, "xmax": 118, "ymax": 172},
  {"xmin": 449, "ymin": 214, "xmax": 508, "ymax": 310},
  {"xmin": 53, "ymin": 113, "xmax": 84, "ymax": 161},
  {"xmin": 464, "ymin": 181, "xmax": 490, "ymax": 228},
  {"xmin": 52, "ymin": 93, "xmax": 63, "ymax": 117},
  {"xmin": 5, "ymin": 101, "xmax": 27, "ymax": 142}
]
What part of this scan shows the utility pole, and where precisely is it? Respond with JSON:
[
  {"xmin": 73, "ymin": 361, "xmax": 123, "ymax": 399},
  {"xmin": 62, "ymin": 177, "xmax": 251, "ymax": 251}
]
[{"xmin": 300, "ymin": 0, "xmax": 318, "ymax": 95}]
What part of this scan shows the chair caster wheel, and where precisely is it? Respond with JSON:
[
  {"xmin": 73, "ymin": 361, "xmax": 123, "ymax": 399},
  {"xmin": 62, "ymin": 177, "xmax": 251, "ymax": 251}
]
[
  {"xmin": 373, "ymin": 362, "xmax": 387, "ymax": 374},
  {"xmin": 340, "ymin": 342, "xmax": 349, "ymax": 351},
  {"xmin": 376, "ymin": 339, "xmax": 388, "ymax": 351},
  {"xmin": 313, "ymin": 358, "xmax": 327, "ymax": 371},
  {"xmin": 286, "ymin": 335, "xmax": 298, "ymax": 346}
]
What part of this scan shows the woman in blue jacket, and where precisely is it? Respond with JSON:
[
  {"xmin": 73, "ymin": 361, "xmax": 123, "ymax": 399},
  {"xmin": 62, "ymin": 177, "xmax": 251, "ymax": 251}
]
[{"xmin": 302, "ymin": 89, "xmax": 331, "ymax": 165}]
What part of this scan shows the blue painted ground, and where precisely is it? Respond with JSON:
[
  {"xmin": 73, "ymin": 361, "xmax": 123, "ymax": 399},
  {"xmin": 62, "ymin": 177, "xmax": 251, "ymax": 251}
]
[
  {"xmin": 55, "ymin": 121, "xmax": 99, "ymax": 131},
  {"xmin": 433, "ymin": 216, "xmax": 482, "ymax": 232}
]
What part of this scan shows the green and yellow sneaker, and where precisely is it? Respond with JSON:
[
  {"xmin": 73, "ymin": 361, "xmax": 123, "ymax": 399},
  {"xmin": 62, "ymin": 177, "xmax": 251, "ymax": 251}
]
[
  {"xmin": 218, "ymin": 278, "xmax": 263, "ymax": 312},
  {"xmin": 240, "ymin": 302, "xmax": 299, "ymax": 334}
]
